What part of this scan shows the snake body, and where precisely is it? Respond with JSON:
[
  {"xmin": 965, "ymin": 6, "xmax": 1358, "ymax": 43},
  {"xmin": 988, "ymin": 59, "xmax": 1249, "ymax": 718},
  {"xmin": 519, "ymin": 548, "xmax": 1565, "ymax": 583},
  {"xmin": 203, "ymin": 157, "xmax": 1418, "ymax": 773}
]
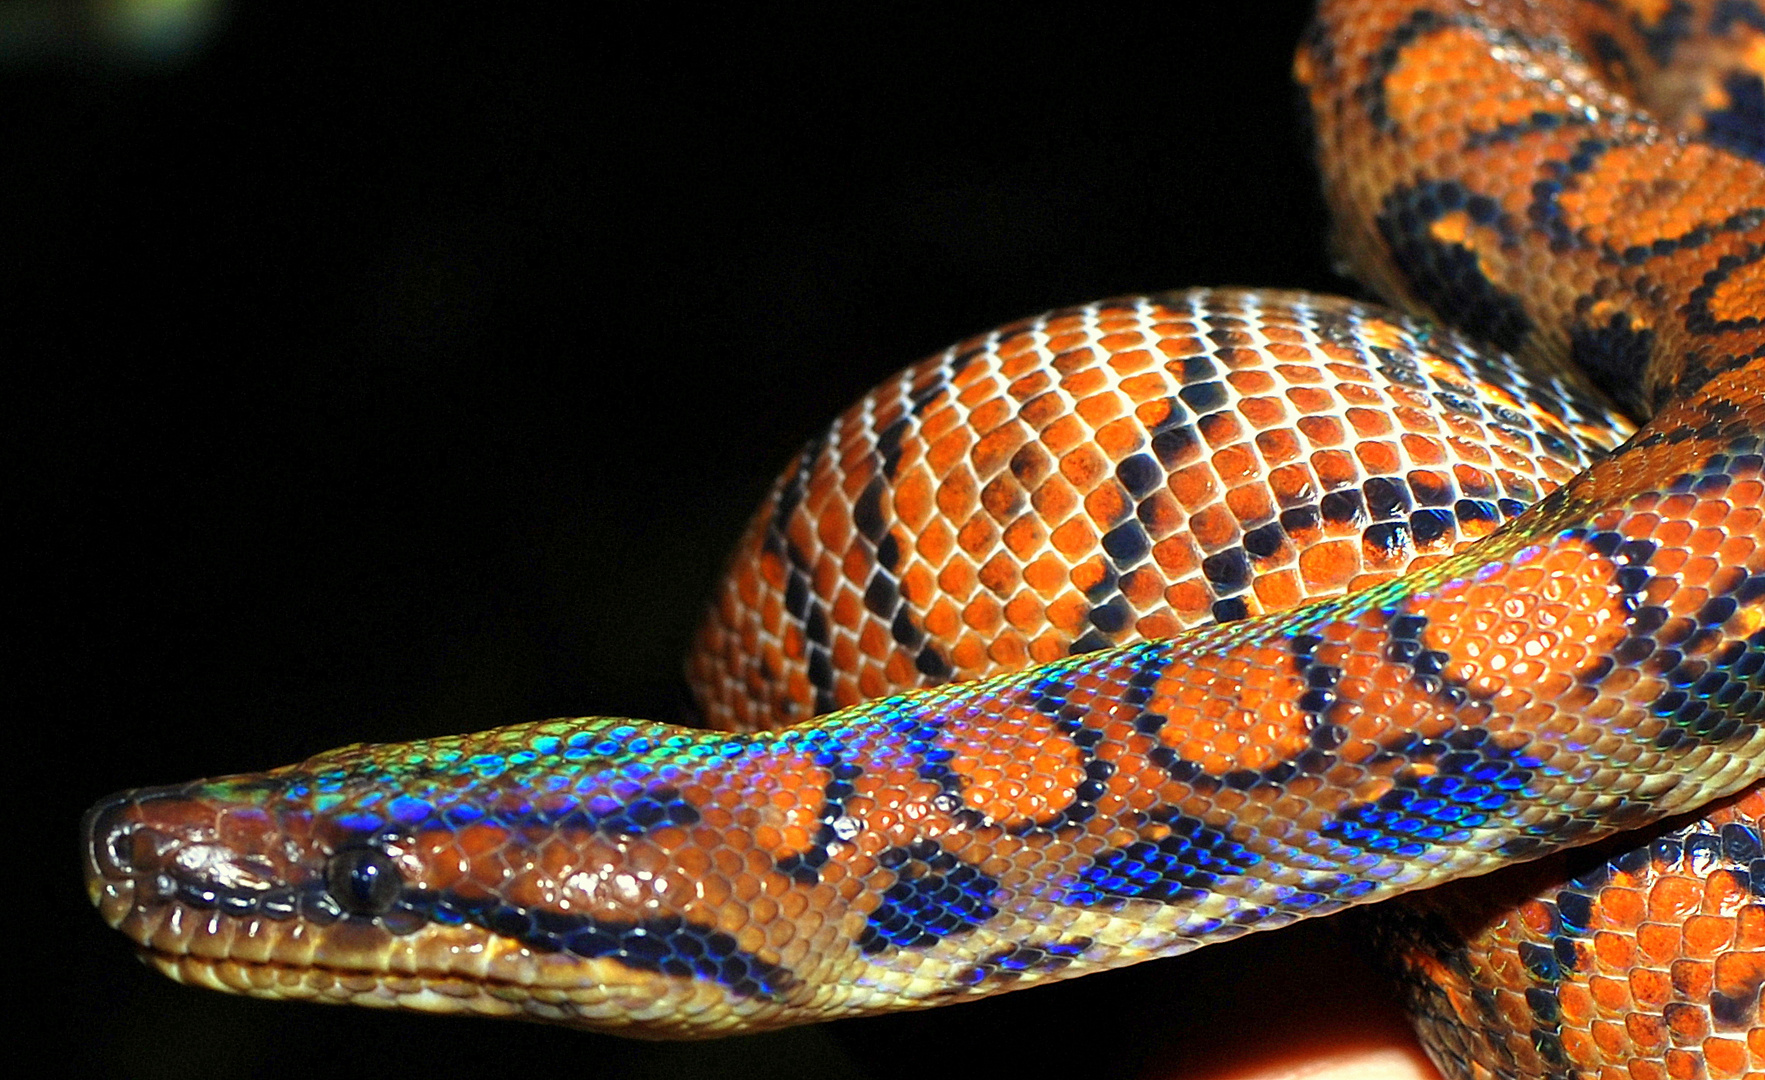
[{"xmin": 82, "ymin": 1, "xmax": 1765, "ymax": 1075}]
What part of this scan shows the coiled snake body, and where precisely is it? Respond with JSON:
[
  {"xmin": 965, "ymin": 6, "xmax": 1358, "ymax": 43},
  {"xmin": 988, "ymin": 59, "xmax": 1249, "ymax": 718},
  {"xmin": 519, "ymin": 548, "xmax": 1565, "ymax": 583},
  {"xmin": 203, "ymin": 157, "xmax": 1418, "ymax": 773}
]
[{"xmin": 82, "ymin": 2, "xmax": 1765, "ymax": 1076}]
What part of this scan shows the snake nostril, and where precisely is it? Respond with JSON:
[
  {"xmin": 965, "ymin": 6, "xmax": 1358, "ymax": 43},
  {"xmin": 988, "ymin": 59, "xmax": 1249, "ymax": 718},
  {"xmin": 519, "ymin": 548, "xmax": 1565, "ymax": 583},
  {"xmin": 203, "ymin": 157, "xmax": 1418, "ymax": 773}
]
[
  {"xmin": 81, "ymin": 783, "xmax": 205, "ymax": 882},
  {"xmin": 82, "ymin": 789, "xmax": 146, "ymax": 881}
]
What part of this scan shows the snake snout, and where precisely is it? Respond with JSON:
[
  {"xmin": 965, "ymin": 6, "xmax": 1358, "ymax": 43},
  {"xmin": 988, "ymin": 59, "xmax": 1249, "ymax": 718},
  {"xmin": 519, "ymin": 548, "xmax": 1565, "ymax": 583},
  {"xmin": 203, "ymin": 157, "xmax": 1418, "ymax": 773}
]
[
  {"xmin": 82, "ymin": 784, "xmax": 205, "ymax": 894},
  {"xmin": 81, "ymin": 780, "xmax": 303, "ymax": 939}
]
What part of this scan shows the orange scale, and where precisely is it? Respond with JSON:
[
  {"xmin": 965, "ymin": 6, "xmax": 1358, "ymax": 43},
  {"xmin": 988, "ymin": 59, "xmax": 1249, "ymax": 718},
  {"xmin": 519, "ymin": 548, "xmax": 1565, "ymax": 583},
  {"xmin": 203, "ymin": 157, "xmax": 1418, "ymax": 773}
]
[
  {"xmin": 1717, "ymin": 534, "xmax": 1760, "ymax": 570},
  {"xmin": 1629, "ymin": 963, "xmax": 1677, "ymax": 1010},
  {"xmin": 1049, "ymin": 516, "xmax": 1099, "ymax": 559},
  {"xmin": 1332, "ymin": 397, "xmax": 1388, "ymax": 435},
  {"xmin": 408, "ymin": 831, "xmax": 472, "ymax": 892},
  {"xmin": 1314, "ymin": 342, "xmax": 1365, "ymax": 367},
  {"xmin": 1096, "ymin": 327, "xmax": 1148, "ymax": 353},
  {"xmin": 1447, "ymin": 438, "xmax": 1494, "ymax": 469},
  {"xmin": 1126, "ymin": 611, "xmax": 1179, "ymax": 643},
  {"xmin": 1106, "ymin": 349, "xmax": 1157, "ymax": 378},
  {"xmin": 1115, "ymin": 370, "xmax": 1171, "ymax": 405},
  {"xmin": 1353, "ymin": 439, "xmax": 1401, "ymax": 474},
  {"xmin": 1730, "ymin": 502, "xmax": 1765, "ymax": 537},
  {"xmin": 1671, "ymin": 957, "xmax": 1718, "ymax": 1012},
  {"xmin": 912, "ymin": 515, "xmax": 958, "ymax": 566},
  {"xmin": 999, "ymin": 512, "xmax": 1049, "ymax": 557},
  {"xmin": 1361, "ymin": 533, "xmax": 1413, "ymax": 572},
  {"xmin": 1346, "ymin": 406, "xmax": 1395, "ymax": 438},
  {"xmin": 1006, "ymin": 445, "xmax": 1055, "ymax": 490},
  {"xmin": 1076, "ymin": 393, "xmax": 1129, "ymax": 434},
  {"xmin": 1082, "ymin": 483, "xmax": 1133, "ymax": 530},
  {"xmin": 1037, "ymin": 414, "xmax": 1088, "ymax": 456},
  {"xmin": 1117, "ymin": 564, "xmax": 1167, "ymax": 606},
  {"xmin": 1226, "ymin": 369, "xmax": 1278, "ymax": 395},
  {"xmin": 1691, "ymin": 491, "xmax": 1741, "ymax": 528},
  {"xmin": 1059, "ymin": 444, "xmax": 1112, "ymax": 489},
  {"xmin": 1164, "ymin": 579, "xmax": 1213, "ymax": 620},
  {"xmin": 1197, "ymin": 411, "xmax": 1247, "ymax": 448},
  {"xmin": 1701, "ymin": 1038, "xmax": 1752, "ymax": 1079},
  {"xmin": 829, "ymin": 458, "xmax": 872, "ymax": 504},
  {"xmin": 1299, "ymin": 539, "xmax": 1361, "ymax": 591},
  {"xmin": 898, "ymin": 563, "xmax": 938, "ymax": 608},
  {"xmin": 1044, "ymin": 591, "xmax": 1091, "ymax": 635},
  {"xmin": 1393, "ymin": 403, "xmax": 1441, "ymax": 433},
  {"xmin": 1712, "ymin": 949, "xmax": 1765, "ymax": 1013},
  {"xmin": 1254, "ymin": 341, "xmax": 1320, "ymax": 368},
  {"xmin": 1066, "ymin": 556, "xmax": 1113, "ymax": 597},
  {"xmin": 1703, "ymin": 869, "xmax": 1753, "ymax": 917},
  {"xmin": 1661, "ymin": 1047, "xmax": 1704, "ymax": 1080},
  {"xmin": 1399, "ymin": 435, "xmax": 1447, "ymax": 471},
  {"xmin": 980, "ymin": 476, "xmax": 1030, "ymax": 525},
  {"xmin": 1217, "ymin": 346, "xmax": 1271, "ymax": 371},
  {"xmin": 1323, "ymin": 361, "xmax": 1376, "ymax": 386},
  {"xmin": 955, "ymin": 373, "xmax": 1004, "ymax": 411},
  {"xmin": 921, "ymin": 598, "xmax": 961, "ymax": 640},
  {"xmin": 1058, "ymin": 364, "xmax": 1108, "ymax": 397},
  {"xmin": 925, "ymin": 426, "xmax": 975, "ymax": 477},
  {"xmin": 851, "ymin": 615, "xmax": 897, "ymax": 661},
  {"xmin": 1151, "ymin": 535, "xmax": 1202, "ymax": 577},
  {"xmin": 1731, "ymin": 478, "xmax": 1765, "ymax": 508},
  {"xmin": 1228, "ymin": 483, "xmax": 1284, "ymax": 532},
  {"xmin": 1533, "ymin": 455, "xmax": 1578, "ymax": 484},
  {"xmin": 1454, "ymin": 462, "xmax": 1496, "ymax": 497},
  {"xmin": 1096, "ymin": 416, "xmax": 1146, "ymax": 458},
  {"xmin": 1210, "ymin": 443, "xmax": 1261, "ymax": 485},
  {"xmin": 810, "ymin": 550, "xmax": 846, "ymax": 597},
  {"xmin": 1590, "ymin": 970, "xmax": 1635, "ymax": 1012},
  {"xmin": 1130, "ymin": 490, "xmax": 1181, "ymax": 540},
  {"xmin": 1279, "ymin": 363, "xmax": 1328, "ymax": 386},
  {"xmin": 1267, "ymin": 462, "xmax": 1319, "ymax": 509},
  {"xmin": 1008, "ymin": 550, "xmax": 1069, "ymax": 596},
  {"xmin": 917, "ymin": 413, "xmax": 966, "ymax": 458},
  {"xmin": 1005, "ymin": 367, "xmax": 1054, "ymax": 400},
  {"xmin": 1187, "ymin": 503, "xmax": 1239, "ymax": 549},
  {"xmin": 1685, "ymin": 526, "xmax": 1733, "ymax": 561},
  {"xmin": 1255, "ymin": 427, "xmax": 1304, "ymax": 466},
  {"xmin": 1155, "ymin": 336, "xmax": 1205, "ymax": 360},
  {"xmin": 1000, "ymin": 591, "xmax": 1047, "ymax": 632},
  {"xmin": 943, "ymin": 630, "xmax": 989, "ymax": 675},
  {"xmin": 952, "ymin": 507, "xmax": 999, "ymax": 559},
  {"xmin": 1168, "ymin": 462, "xmax": 1222, "ymax": 507},
  {"xmin": 1044, "ymin": 332, "xmax": 1092, "ymax": 361},
  {"xmin": 1029, "ymin": 481, "xmax": 1080, "ymax": 528},
  {"xmin": 1556, "ymin": 979, "xmax": 1597, "ymax": 1027},
  {"xmin": 1739, "ymin": 904, "xmax": 1765, "ymax": 952},
  {"xmin": 1015, "ymin": 390, "xmax": 1066, "ymax": 433},
  {"xmin": 1312, "ymin": 448, "xmax": 1361, "ymax": 487}
]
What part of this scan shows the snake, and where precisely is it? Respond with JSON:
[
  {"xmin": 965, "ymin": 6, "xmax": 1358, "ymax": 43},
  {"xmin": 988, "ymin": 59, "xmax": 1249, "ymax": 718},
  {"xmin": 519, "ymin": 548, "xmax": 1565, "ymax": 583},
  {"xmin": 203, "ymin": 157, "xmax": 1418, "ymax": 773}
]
[{"xmin": 81, "ymin": 1, "xmax": 1765, "ymax": 1076}]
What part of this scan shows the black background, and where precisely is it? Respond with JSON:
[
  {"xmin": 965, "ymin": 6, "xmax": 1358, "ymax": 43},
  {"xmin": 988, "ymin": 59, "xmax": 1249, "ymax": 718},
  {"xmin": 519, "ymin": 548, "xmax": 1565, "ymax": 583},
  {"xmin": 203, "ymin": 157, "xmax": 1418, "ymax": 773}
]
[{"xmin": 17, "ymin": 3, "xmax": 1416, "ymax": 1077}]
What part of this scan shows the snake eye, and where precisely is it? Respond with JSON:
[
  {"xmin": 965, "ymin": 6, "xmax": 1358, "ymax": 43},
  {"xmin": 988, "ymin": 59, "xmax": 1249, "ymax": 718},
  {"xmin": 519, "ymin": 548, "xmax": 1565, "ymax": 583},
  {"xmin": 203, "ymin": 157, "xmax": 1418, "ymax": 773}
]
[{"xmin": 325, "ymin": 846, "xmax": 402, "ymax": 916}]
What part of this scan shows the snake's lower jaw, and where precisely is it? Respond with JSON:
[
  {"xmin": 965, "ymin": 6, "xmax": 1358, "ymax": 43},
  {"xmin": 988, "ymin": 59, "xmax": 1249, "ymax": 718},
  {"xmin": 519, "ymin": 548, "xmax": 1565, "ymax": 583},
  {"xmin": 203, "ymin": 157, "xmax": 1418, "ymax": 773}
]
[{"xmin": 125, "ymin": 942, "xmax": 754, "ymax": 1036}]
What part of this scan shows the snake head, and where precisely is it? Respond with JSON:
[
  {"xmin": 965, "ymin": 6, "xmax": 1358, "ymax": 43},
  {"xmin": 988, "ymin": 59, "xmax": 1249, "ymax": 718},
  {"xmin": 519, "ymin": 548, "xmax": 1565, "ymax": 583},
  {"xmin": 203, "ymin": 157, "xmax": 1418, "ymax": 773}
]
[{"xmin": 80, "ymin": 721, "xmax": 817, "ymax": 1037}]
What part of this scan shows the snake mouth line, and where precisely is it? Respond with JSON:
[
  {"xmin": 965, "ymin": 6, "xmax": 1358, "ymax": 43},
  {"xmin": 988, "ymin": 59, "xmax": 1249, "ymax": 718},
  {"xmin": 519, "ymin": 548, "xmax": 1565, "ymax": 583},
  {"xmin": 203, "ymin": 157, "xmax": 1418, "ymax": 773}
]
[{"xmin": 134, "ymin": 942, "xmax": 538, "ymax": 992}]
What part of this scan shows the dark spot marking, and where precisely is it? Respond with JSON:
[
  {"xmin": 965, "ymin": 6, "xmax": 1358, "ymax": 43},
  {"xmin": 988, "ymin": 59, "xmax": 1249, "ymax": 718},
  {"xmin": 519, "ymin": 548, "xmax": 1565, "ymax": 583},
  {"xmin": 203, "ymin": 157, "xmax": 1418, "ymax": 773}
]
[{"xmin": 858, "ymin": 844, "xmax": 1000, "ymax": 953}]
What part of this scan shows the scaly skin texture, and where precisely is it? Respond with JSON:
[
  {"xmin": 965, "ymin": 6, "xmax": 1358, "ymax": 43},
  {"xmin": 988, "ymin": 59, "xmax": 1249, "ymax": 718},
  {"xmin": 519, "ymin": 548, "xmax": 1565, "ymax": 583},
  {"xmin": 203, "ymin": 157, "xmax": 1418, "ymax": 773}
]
[{"xmin": 82, "ymin": 0, "xmax": 1765, "ymax": 1074}]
